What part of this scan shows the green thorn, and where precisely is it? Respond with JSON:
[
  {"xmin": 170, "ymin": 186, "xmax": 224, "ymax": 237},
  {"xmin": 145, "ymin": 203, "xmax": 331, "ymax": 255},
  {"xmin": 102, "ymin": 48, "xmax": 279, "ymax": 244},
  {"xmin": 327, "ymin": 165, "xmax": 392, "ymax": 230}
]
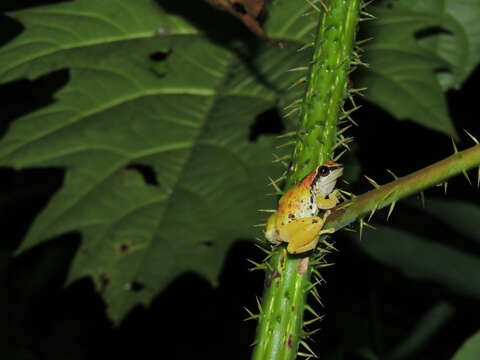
[
  {"xmin": 310, "ymin": 287, "xmax": 323, "ymax": 307},
  {"xmin": 333, "ymin": 149, "xmax": 347, "ymax": 162},
  {"xmin": 338, "ymin": 124, "xmax": 352, "ymax": 135},
  {"xmin": 320, "ymin": 239, "xmax": 338, "ymax": 251},
  {"xmin": 283, "ymin": 101, "xmax": 301, "ymax": 111},
  {"xmin": 268, "ymin": 176, "xmax": 283, "ymax": 193},
  {"xmin": 451, "ymin": 137, "xmax": 459, "ymax": 154},
  {"xmin": 305, "ymin": 305, "xmax": 321, "ymax": 318},
  {"xmin": 243, "ymin": 306, "xmax": 259, "ymax": 321},
  {"xmin": 300, "ymin": 340, "xmax": 317, "ymax": 357},
  {"xmin": 247, "ymin": 259, "xmax": 265, "ymax": 272},
  {"xmin": 386, "ymin": 168, "xmax": 398, "ymax": 180},
  {"xmin": 288, "ymin": 76, "xmax": 307, "ymax": 89},
  {"xmin": 254, "ymin": 243, "xmax": 272, "ymax": 255},
  {"xmin": 367, "ymin": 205, "xmax": 377, "ymax": 222},
  {"xmin": 276, "ymin": 140, "xmax": 296, "ymax": 149},
  {"xmin": 359, "ymin": 219, "xmax": 364, "ymax": 240},
  {"xmin": 356, "ymin": 36, "xmax": 374, "ymax": 45},
  {"xmin": 297, "ymin": 42, "xmax": 314, "ymax": 52},
  {"xmin": 255, "ymin": 296, "xmax": 263, "ymax": 313},
  {"xmin": 284, "ymin": 107, "xmax": 300, "ymax": 118},
  {"xmin": 464, "ymin": 129, "xmax": 479, "ymax": 144},
  {"xmin": 462, "ymin": 169, "xmax": 472, "ymax": 185},
  {"xmin": 302, "ymin": 328, "xmax": 321, "ymax": 339},
  {"xmin": 420, "ymin": 191, "xmax": 425, "ymax": 208},
  {"xmin": 364, "ymin": 175, "xmax": 380, "ymax": 189},
  {"xmin": 318, "ymin": 0, "xmax": 330, "ymax": 12},
  {"xmin": 287, "ymin": 66, "xmax": 309, "ymax": 72},
  {"xmin": 303, "ymin": 316, "xmax": 321, "ymax": 326},
  {"xmin": 277, "ymin": 131, "xmax": 296, "ymax": 139},
  {"xmin": 349, "ymin": 87, "xmax": 367, "ymax": 96},
  {"xmin": 306, "ymin": 0, "xmax": 322, "ymax": 12},
  {"xmin": 297, "ymin": 352, "xmax": 314, "ymax": 358},
  {"xmin": 386, "ymin": 201, "xmax": 396, "ymax": 221}
]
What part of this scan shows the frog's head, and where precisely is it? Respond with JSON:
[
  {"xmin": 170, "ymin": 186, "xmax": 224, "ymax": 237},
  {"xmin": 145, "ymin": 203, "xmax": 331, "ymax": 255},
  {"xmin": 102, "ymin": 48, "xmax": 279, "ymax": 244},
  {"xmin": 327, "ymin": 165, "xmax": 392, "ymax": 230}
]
[{"xmin": 310, "ymin": 160, "xmax": 344, "ymax": 197}]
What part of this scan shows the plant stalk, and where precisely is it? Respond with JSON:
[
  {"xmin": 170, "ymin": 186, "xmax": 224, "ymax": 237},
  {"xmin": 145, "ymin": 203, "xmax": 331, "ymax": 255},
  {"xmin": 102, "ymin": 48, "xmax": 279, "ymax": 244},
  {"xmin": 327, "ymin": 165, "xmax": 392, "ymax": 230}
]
[{"xmin": 252, "ymin": 1, "xmax": 362, "ymax": 359}]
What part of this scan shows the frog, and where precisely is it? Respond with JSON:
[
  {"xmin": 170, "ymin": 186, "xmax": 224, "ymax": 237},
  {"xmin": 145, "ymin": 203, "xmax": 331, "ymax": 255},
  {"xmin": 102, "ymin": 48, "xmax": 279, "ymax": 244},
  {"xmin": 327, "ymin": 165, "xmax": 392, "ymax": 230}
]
[{"xmin": 265, "ymin": 160, "xmax": 344, "ymax": 254}]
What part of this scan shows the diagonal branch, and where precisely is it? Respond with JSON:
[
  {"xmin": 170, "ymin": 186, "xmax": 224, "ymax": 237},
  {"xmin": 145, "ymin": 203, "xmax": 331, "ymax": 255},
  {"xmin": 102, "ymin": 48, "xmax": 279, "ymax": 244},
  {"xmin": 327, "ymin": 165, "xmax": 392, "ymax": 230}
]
[{"xmin": 327, "ymin": 143, "xmax": 480, "ymax": 231}]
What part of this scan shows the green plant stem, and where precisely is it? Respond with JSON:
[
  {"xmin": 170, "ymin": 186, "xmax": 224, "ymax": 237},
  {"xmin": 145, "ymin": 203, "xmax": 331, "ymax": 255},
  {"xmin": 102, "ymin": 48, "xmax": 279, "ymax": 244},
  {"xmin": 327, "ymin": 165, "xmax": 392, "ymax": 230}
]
[
  {"xmin": 252, "ymin": 1, "xmax": 362, "ymax": 359},
  {"xmin": 326, "ymin": 143, "xmax": 480, "ymax": 231}
]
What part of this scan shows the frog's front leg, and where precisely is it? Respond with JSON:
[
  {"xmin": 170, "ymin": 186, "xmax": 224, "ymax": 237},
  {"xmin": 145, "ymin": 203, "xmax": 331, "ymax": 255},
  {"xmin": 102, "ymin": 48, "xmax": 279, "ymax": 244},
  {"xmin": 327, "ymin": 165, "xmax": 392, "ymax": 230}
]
[{"xmin": 315, "ymin": 189, "xmax": 341, "ymax": 210}]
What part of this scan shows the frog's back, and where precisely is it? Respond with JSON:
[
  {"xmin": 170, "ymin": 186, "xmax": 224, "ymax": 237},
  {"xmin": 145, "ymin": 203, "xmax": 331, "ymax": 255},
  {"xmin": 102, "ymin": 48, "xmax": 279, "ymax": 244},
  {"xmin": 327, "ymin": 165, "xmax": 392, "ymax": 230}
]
[{"xmin": 276, "ymin": 185, "xmax": 317, "ymax": 226}]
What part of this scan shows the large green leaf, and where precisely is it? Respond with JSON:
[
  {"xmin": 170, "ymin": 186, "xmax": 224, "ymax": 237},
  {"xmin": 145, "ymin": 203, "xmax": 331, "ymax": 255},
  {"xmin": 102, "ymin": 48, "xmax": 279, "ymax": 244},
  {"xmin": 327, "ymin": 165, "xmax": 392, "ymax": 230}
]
[
  {"xmin": 0, "ymin": 0, "xmax": 315, "ymax": 322},
  {"xmin": 358, "ymin": 2, "xmax": 456, "ymax": 135},
  {"xmin": 451, "ymin": 329, "xmax": 480, "ymax": 360}
]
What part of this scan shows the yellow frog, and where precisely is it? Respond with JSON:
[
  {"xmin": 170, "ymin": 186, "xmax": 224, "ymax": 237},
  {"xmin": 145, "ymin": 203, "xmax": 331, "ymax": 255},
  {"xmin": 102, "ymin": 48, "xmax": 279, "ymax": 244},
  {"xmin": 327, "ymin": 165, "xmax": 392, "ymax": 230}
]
[{"xmin": 265, "ymin": 161, "xmax": 343, "ymax": 254}]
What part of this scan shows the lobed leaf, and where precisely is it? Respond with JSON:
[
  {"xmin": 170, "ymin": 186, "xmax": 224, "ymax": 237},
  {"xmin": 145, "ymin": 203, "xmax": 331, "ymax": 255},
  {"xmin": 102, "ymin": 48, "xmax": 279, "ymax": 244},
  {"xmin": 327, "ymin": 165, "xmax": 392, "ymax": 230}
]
[{"xmin": 0, "ymin": 0, "xmax": 313, "ymax": 322}]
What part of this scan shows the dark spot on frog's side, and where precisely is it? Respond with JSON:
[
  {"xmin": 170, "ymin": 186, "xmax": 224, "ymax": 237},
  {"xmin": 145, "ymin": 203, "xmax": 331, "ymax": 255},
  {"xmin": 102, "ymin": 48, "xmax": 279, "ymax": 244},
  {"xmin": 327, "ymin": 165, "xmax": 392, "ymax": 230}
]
[
  {"xmin": 312, "ymin": 219, "xmax": 319, "ymax": 224},
  {"xmin": 288, "ymin": 214, "xmax": 295, "ymax": 220}
]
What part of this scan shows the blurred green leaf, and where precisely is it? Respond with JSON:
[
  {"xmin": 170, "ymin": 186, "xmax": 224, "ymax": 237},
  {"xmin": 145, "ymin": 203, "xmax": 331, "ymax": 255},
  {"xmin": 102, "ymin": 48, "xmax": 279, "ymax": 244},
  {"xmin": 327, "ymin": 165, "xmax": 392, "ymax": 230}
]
[
  {"xmin": 0, "ymin": 347, "xmax": 36, "ymax": 360},
  {"xmin": 451, "ymin": 329, "xmax": 480, "ymax": 360},
  {"xmin": 388, "ymin": 302, "xmax": 455, "ymax": 360},
  {"xmin": 358, "ymin": 226, "xmax": 480, "ymax": 298},
  {"xmin": 416, "ymin": 199, "xmax": 480, "ymax": 244}
]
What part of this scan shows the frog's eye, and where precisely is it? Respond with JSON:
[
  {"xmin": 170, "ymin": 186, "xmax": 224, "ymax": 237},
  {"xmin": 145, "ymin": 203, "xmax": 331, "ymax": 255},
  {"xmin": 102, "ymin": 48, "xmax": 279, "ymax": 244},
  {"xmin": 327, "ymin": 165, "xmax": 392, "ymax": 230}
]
[{"xmin": 318, "ymin": 166, "xmax": 330, "ymax": 176}]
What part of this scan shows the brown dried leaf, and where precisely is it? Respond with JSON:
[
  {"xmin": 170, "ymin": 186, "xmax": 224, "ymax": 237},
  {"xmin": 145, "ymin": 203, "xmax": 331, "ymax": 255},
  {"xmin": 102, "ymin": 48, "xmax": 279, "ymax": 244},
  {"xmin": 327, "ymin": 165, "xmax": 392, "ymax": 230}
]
[{"xmin": 206, "ymin": 0, "xmax": 284, "ymax": 48}]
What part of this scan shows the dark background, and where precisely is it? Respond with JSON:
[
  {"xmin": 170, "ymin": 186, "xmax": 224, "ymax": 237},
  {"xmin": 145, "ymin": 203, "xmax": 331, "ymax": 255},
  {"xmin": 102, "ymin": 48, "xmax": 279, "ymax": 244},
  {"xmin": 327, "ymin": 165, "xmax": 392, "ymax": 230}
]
[{"xmin": 1, "ymin": 1, "xmax": 479, "ymax": 359}]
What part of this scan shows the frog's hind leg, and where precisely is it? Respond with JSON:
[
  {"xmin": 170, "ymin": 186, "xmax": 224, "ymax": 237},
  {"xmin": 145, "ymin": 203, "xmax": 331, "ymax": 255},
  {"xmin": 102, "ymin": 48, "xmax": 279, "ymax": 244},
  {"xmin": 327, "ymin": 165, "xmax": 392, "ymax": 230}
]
[{"xmin": 279, "ymin": 217, "xmax": 324, "ymax": 254}]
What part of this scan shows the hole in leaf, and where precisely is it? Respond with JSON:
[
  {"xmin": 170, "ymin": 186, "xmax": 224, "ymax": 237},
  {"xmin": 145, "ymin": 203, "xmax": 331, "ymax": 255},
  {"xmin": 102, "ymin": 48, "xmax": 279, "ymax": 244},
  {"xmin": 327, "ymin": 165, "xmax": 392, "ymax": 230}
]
[
  {"xmin": 131, "ymin": 281, "xmax": 145, "ymax": 292},
  {"xmin": 126, "ymin": 163, "xmax": 159, "ymax": 186},
  {"xmin": 149, "ymin": 51, "xmax": 171, "ymax": 62},
  {"xmin": 249, "ymin": 107, "xmax": 284, "ymax": 142},
  {"xmin": 149, "ymin": 50, "xmax": 171, "ymax": 77},
  {"xmin": 119, "ymin": 243, "xmax": 129, "ymax": 254},
  {"xmin": 414, "ymin": 26, "xmax": 451, "ymax": 40}
]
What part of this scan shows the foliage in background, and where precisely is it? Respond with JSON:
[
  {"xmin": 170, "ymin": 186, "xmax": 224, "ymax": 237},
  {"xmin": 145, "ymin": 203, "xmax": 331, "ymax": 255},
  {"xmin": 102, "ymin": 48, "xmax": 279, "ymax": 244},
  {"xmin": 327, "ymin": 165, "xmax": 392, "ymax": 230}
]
[{"xmin": 0, "ymin": 0, "xmax": 479, "ymax": 359}]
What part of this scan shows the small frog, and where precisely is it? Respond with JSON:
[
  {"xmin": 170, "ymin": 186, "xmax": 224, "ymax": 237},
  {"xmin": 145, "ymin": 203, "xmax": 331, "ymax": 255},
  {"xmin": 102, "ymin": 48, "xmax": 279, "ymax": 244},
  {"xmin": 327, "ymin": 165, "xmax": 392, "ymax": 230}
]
[{"xmin": 265, "ymin": 161, "xmax": 343, "ymax": 254}]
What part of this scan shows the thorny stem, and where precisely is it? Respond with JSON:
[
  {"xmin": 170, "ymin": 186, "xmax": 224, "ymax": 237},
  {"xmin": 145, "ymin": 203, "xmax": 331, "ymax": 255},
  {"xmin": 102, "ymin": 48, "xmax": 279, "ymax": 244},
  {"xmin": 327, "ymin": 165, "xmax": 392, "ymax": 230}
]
[
  {"xmin": 327, "ymin": 143, "xmax": 480, "ymax": 231},
  {"xmin": 252, "ymin": 1, "xmax": 362, "ymax": 359}
]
